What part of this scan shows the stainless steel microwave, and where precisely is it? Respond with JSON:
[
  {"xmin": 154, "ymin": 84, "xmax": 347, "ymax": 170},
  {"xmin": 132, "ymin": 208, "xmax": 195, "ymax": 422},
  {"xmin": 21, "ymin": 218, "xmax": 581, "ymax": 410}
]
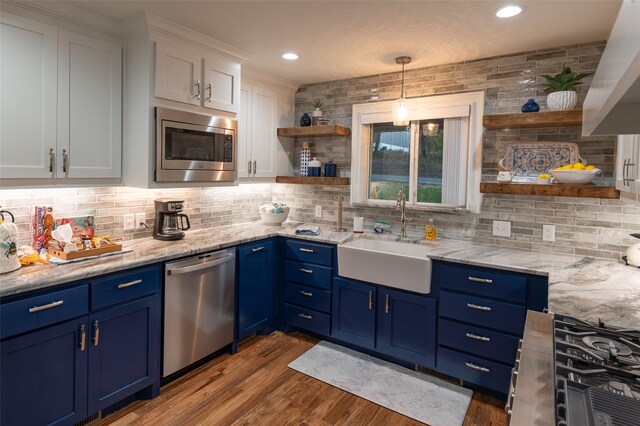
[{"xmin": 155, "ymin": 107, "xmax": 237, "ymax": 182}]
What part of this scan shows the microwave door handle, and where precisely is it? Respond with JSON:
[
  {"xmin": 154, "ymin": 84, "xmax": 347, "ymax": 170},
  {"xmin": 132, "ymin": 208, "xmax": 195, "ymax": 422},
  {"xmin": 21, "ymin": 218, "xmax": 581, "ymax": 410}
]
[{"xmin": 179, "ymin": 214, "xmax": 191, "ymax": 231}]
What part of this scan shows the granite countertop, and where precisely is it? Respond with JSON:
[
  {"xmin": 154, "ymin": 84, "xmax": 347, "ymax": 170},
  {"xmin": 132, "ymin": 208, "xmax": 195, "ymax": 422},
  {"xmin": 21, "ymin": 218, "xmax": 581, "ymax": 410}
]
[{"xmin": 2, "ymin": 221, "xmax": 639, "ymax": 328}]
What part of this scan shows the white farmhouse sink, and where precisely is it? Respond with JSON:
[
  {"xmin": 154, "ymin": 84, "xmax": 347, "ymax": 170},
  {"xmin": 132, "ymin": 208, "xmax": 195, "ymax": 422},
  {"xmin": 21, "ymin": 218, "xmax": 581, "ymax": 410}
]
[{"xmin": 337, "ymin": 238, "xmax": 432, "ymax": 294}]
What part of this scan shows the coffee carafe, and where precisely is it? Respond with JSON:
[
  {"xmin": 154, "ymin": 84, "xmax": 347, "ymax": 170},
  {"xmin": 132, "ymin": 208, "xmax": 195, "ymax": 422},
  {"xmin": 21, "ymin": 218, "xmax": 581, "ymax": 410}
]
[{"xmin": 153, "ymin": 199, "xmax": 191, "ymax": 241}]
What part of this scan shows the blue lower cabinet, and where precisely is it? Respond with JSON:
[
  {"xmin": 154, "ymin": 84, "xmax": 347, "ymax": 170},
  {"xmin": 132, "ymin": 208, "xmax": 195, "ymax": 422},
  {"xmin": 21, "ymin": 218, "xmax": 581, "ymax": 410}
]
[
  {"xmin": 88, "ymin": 295, "xmax": 160, "ymax": 414},
  {"xmin": 437, "ymin": 346, "xmax": 512, "ymax": 394},
  {"xmin": 237, "ymin": 240, "xmax": 275, "ymax": 341},
  {"xmin": 376, "ymin": 289, "xmax": 436, "ymax": 368},
  {"xmin": 283, "ymin": 303, "xmax": 330, "ymax": 336},
  {"xmin": 1, "ymin": 317, "xmax": 89, "ymax": 426},
  {"xmin": 331, "ymin": 277, "xmax": 376, "ymax": 349}
]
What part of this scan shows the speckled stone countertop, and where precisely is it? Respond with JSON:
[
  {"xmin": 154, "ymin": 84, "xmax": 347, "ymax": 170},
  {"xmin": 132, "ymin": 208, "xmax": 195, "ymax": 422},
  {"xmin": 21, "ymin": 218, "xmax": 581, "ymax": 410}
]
[{"xmin": 2, "ymin": 221, "xmax": 639, "ymax": 329}]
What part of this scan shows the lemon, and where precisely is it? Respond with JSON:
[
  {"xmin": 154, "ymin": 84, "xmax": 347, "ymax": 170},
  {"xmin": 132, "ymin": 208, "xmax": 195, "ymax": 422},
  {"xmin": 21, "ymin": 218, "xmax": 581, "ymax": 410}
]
[
  {"xmin": 572, "ymin": 163, "xmax": 586, "ymax": 170},
  {"xmin": 585, "ymin": 165, "xmax": 596, "ymax": 170},
  {"xmin": 538, "ymin": 173, "xmax": 551, "ymax": 178}
]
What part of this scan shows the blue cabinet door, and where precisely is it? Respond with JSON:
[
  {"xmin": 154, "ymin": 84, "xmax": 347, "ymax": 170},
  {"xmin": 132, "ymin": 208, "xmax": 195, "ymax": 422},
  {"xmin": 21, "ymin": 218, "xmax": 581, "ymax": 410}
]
[
  {"xmin": 237, "ymin": 239, "xmax": 275, "ymax": 341},
  {"xmin": 87, "ymin": 295, "xmax": 160, "ymax": 415},
  {"xmin": 376, "ymin": 288, "xmax": 436, "ymax": 368},
  {"xmin": 331, "ymin": 277, "xmax": 376, "ymax": 349},
  {"xmin": 1, "ymin": 317, "xmax": 88, "ymax": 426}
]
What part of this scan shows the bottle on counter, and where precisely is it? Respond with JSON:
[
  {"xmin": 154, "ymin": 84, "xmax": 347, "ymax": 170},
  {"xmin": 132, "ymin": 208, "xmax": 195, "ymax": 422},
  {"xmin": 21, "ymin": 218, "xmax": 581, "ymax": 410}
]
[{"xmin": 424, "ymin": 219, "xmax": 436, "ymax": 241}]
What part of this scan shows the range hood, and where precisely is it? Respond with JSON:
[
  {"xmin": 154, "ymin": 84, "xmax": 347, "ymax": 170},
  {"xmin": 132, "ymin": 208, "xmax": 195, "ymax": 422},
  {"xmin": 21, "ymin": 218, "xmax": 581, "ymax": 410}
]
[{"xmin": 582, "ymin": 0, "xmax": 640, "ymax": 136}]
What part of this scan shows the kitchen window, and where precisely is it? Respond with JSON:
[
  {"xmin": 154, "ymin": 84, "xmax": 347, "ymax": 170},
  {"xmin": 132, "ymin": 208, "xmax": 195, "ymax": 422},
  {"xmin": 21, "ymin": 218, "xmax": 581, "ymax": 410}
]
[{"xmin": 351, "ymin": 92, "xmax": 484, "ymax": 212}]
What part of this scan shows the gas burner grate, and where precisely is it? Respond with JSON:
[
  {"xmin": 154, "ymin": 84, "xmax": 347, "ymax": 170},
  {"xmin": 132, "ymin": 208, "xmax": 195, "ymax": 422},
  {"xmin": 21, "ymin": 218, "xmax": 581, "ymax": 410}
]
[{"xmin": 590, "ymin": 387, "xmax": 640, "ymax": 426}]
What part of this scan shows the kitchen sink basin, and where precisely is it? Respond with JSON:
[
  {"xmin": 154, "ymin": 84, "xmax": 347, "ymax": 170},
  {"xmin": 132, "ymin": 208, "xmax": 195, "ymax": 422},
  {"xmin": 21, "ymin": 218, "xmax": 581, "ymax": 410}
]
[{"xmin": 337, "ymin": 238, "xmax": 432, "ymax": 294}]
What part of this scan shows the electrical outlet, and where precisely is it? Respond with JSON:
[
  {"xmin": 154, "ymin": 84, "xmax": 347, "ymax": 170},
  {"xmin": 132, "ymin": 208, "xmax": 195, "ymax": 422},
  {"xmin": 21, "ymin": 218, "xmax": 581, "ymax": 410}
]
[
  {"xmin": 123, "ymin": 213, "xmax": 135, "ymax": 231},
  {"xmin": 135, "ymin": 212, "xmax": 146, "ymax": 230},
  {"xmin": 315, "ymin": 205, "xmax": 322, "ymax": 218},
  {"xmin": 543, "ymin": 224, "xmax": 556, "ymax": 242},
  {"xmin": 492, "ymin": 220, "xmax": 511, "ymax": 238}
]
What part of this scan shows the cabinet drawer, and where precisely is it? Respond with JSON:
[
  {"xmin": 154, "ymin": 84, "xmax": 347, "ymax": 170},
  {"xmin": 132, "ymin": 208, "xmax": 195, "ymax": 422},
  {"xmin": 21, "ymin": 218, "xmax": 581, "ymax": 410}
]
[
  {"xmin": 438, "ymin": 319, "xmax": 521, "ymax": 365},
  {"xmin": 285, "ymin": 260, "xmax": 332, "ymax": 290},
  {"xmin": 285, "ymin": 239, "xmax": 333, "ymax": 267},
  {"xmin": 440, "ymin": 291, "xmax": 526, "ymax": 335},
  {"xmin": 438, "ymin": 263, "xmax": 526, "ymax": 304},
  {"xmin": 437, "ymin": 346, "xmax": 511, "ymax": 394},
  {"xmin": 284, "ymin": 303, "xmax": 330, "ymax": 336},
  {"xmin": 285, "ymin": 282, "xmax": 331, "ymax": 313},
  {"xmin": 1, "ymin": 285, "xmax": 88, "ymax": 339},
  {"xmin": 91, "ymin": 265, "xmax": 161, "ymax": 310}
]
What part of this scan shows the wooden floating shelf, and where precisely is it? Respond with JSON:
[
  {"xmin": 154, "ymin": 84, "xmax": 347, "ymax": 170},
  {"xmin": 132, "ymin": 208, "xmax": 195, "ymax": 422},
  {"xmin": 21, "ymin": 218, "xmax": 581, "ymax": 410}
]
[
  {"xmin": 480, "ymin": 182, "xmax": 619, "ymax": 199},
  {"xmin": 276, "ymin": 176, "xmax": 350, "ymax": 186},
  {"xmin": 483, "ymin": 110, "xmax": 583, "ymax": 130},
  {"xmin": 277, "ymin": 125, "xmax": 351, "ymax": 138}
]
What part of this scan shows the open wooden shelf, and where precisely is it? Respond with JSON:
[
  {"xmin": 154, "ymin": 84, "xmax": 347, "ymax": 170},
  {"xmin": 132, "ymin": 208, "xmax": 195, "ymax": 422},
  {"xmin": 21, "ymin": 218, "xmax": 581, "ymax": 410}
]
[
  {"xmin": 277, "ymin": 125, "xmax": 351, "ymax": 138},
  {"xmin": 480, "ymin": 182, "xmax": 619, "ymax": 199},
  {"xmin": 276, "ymin": 176, "xmax": 350, "ymax": 186},
  {"xmin": 483, "ymin": 110, "xmax": 583, "ymax": 130}
]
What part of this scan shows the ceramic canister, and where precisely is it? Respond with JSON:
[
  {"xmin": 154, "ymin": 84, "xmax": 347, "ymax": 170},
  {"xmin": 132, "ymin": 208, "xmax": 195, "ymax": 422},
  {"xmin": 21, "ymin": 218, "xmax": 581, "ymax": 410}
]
[
  {"xmin": 0, "ymin": 222, "xmax": 20, "ymax": 274},
  {"xmin": 309, "ymin": 158, "xmax": 322, "ymax": 177},
  {"xmin": 324, "ymin": 161, "xmax": 337, "ymax": 177}
]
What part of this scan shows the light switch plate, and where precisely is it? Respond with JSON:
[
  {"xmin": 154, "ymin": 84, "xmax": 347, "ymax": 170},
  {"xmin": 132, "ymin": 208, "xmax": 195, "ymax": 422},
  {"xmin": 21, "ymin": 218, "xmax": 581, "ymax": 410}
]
[
  {"xmin": 543, "ymin": 224, "xmax": 556, "ymax": 242},
  {"xmin": 493, "ymin": 220, "xmax": 511, "ymax": 238},
  {"xmin": 123, "ymin": 214, "xmax": 135, "ymax": 231},
  {"xmin": 135, "ymin": 212, "xmax": 146, "ymax": 230},
  {"xmin": 315, "ymin": 205, "xmax": 322, "ymax": 218}
]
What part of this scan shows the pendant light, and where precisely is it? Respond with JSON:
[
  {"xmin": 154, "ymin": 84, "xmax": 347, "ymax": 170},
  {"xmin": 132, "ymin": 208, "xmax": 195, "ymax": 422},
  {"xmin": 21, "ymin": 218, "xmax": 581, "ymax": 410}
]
[{"xmin": 392, "ymin": 56, "xmax": 411, "ymax": 126}]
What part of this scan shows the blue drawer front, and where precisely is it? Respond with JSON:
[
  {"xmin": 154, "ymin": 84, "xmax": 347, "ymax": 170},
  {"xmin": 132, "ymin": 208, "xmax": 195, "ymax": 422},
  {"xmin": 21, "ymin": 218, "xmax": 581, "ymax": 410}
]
[
  {"xmin": 285, "ymin": 239, "xmax": 333, "ymax": 267},
  {"xmin": 1, "ymin": 285, "xmax": 89, "ymax": 339},
  {"xmin": 438, "ymin": 319, "xmax": 521, "ymax": 365},
  {"xmin": 440, "ymin": 291, "xmax": 526, "ymax": 335},
  {"xmin": 91, "ymin": 265, "xmax": 161, "ymax": 311},
  {"xmin": 285, "ymin": 282, "xmax": 331, "ymax": 313},
  {"xmin": 439, "ymin": 262, "xmax": 526, "ymax": 304},
  {"xmin": 437, "ymin": 346, "xmax": 512, "ymax": 394},
  {"xmin": 285, "ymin": 260, "xmax": 332, "ymax": 290},
  {"xmin": 283, "ymin": 303, "xmax": 330, "ymax": 336}
]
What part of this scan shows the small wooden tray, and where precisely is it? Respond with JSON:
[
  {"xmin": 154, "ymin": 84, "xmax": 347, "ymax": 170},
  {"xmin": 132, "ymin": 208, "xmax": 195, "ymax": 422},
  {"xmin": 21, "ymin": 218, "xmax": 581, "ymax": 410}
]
[{"xmin": 48, "ymin": 244, "xmax": 122, "ymax": 260}]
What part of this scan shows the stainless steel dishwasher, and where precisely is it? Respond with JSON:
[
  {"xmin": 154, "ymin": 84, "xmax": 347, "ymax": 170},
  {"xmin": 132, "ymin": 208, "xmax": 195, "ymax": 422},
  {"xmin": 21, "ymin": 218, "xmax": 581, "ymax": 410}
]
[{"xmin": 163, "ymin": 248, "xmax": 235, "ymax": 377}]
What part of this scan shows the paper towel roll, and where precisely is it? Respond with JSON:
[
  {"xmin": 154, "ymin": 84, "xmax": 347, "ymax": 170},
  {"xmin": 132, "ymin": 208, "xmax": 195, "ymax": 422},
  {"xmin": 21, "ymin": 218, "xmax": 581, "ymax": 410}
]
[{"xmin": 353, "ymin": 217, "xmax": 364, "ymax": 233}]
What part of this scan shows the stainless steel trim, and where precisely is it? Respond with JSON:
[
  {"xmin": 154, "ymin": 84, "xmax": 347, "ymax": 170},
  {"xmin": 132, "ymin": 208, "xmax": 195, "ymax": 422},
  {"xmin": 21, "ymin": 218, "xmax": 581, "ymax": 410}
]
[
  {"xmin": 62, "ymin": 149, "xmax": 68, "ymax": 174},
  {"xmin": 467, "ymin": 302, "xmax": 492, "ymax": 312},
  {"xmin": 117, "ymin": 279, "xmax": 142, "ymax": 289},
  {"xmin": 385, "ymin": 294, "xmax": 390, "ymax": 314},
  {"xmin": 368, "ymin": 291, "xmax": 373, "ymax": 310},
  {"xmin": 29, "ymin": 300, "xmax": 64, "ymax": 313},
  {"xmin": 206, "ymin": 83, "xmax": 212, "ymax": 102},
  {"xmin": 299, "ymin": 248, "xmax": 314, "ymax": 253},
  {"xmin": 298, "ymin": 313, "xmax": 313, "ymax": 320},
  {"xmin": 80, "ymin": 324, "xmax": 86, "ymax": 351},
  {"xmin": 194, "ymin": 80, "xmax": 201, "ymax": 100},
  {"xmin": 465, "ymin": 361, "xmax": 490, "ymax": 373},
  {"xmin": 167, "ymin": 254, "xmax": 234, "ymax": 275},
  {"xmin": 251, "ymin": 246, "xmax": 265, "ymax": 253},
  {"xmin": 299, "ymin": 290, "xmax": 313, "ymax": 297},
  {"xmin": 93, "ymin": 320, "xmax": 100, "ymax": 346},
  {"xmin": 466, "ymin": 332, "xmax": 491, "ymax": 342},
  {"xmin": 299, "ymin": 268, "xmax": 313, "ymax": 274},
  {"xmin": 49, "ymin": 148, "xmax": 55, "ymax": 174},
  {"xmin": 468, "ymin": 276, "xmax": 493, "ymax": 284}
]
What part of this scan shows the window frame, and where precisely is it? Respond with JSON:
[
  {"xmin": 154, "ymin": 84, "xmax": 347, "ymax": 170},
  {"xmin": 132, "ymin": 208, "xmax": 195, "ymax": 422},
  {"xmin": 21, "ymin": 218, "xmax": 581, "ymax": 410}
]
[{"xmin": 350, "ymin": 91, "xmax": 484, "ymax": 213}]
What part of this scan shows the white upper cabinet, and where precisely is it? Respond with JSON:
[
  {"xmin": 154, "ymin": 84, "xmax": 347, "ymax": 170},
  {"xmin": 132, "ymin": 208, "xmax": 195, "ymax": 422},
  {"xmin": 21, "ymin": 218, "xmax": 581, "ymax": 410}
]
[
  {"xmin": 58, "ymin": 31, "xmax": 122, "ymax": 179},
  {"xmin": 616, "ymin": 135, "xmax": 640, "ymax": 196},
  {"xmin": 0, "ymin": 13, "xmax": 57, "ymax": 179},
  {"xmin": 154, "ymin": 43, "xmax": 240, "ymax": 114},
  {"xmin": 250, "ymin": 86, "xmax": 278, "ymax": 178}
]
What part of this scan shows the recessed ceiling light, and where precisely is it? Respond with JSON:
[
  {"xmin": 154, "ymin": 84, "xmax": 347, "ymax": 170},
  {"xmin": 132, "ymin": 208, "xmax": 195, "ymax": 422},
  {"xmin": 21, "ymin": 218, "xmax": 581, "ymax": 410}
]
[
  {"xmin": 496, "ymin": 5, "xmax": 522, "ymax": 18},
  {"xmin": 282, "ymin": 53, "xmax": 299, "ymax": 60}
]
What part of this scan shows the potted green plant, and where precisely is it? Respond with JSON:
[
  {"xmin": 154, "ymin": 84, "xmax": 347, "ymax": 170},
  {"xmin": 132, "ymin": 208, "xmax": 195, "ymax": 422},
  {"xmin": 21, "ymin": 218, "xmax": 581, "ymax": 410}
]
[
  {"xmin": 541, "ymin": 66, "xmax": 593, "ymax": 111},
  {"xmin": 312, "ymin": 99, "xmax": 324, "ymax": 125}
]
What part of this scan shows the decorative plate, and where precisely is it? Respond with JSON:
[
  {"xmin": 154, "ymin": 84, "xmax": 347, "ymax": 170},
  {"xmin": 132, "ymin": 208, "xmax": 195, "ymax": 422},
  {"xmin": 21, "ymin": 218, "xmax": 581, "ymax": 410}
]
[{"xmin": 498, "ymin": 142, "xmax": 583, "ymax": 183}]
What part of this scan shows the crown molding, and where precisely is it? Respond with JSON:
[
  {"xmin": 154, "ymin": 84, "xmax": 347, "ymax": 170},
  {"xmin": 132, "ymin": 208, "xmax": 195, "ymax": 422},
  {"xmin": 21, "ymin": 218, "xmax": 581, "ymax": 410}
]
[{"xmin": 242, "ymin": 66, "xmax": 300, "ymax": 91}]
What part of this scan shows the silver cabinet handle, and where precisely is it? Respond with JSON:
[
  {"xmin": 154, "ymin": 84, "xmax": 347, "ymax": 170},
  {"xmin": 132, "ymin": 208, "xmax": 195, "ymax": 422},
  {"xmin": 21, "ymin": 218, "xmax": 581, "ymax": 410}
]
[
  {"xmin": 194, "ymin": 80, "xmax": 201, "ymax": 100},
  {"xmin": 299, "ymin": 268, "xmax": 313, "ymax": 274},
  {"xmin": 62, "ymin": 149, "xmax": 69, "ymax": 174},
  {"xmin": 465, "ymin": 361, "xmax": 490, "ymax": 373},
  {"xmin": 467, "ymin": 302, "xmax": 492, "ymax": 312},
  {"xmin": 93, "ymin": 320, "xmax": 100, "ymax": 346},
  {"xmin": 298, "ymin": 313, "xmax": 312, "ymax": 320},
  {"xmin": 117, "ymin": 279, "xmax": 142, "ymax": 289},
  {"xmin": 49, "ymin": 148, "xmax": 55, "ymax": 175},
  {"xmin": 466, "ymin": 332, "xmax": 491, "ymax": 342},
  {"xmin": 299, "ymin": 248, "xmax": 314, "ymax": 253},
  {"xmin": 299, "ymin": 290, "xmax": 313, "ymax": 297},
  {"xmin": 206, "ymin": 83, "xmax": 212, "ymax": 102},
  {"xmin": 468, "ymin": 276, "xmax": 493, "ymax": 284},
  {"xmin": 385, "ymin": 294, "xmax": 390, "ymax": 314},
  {"xmin": 368, "ymin": 291, "xmax": 373, "ymax": 310},
  {"xmin": 253, "ymin": 160, "xmax": 256, "ymax": 175},
  {"xmin": 252, "ymin": 246, "xmax": 265, "ymax": 253},
  {"xmin": 79, "ymin": 324, "xmax": 86, "ymax": 351},
  {"xmin": 29, "ymin": 300, "xmax": 64, "ymax": 313},
  {"xmin": 623, "ymin": 158, "xmax": 629, "ymax": 186},
  {"xmin": 248, "ymin": 160, "xmax": 252, "ymax": 175}
]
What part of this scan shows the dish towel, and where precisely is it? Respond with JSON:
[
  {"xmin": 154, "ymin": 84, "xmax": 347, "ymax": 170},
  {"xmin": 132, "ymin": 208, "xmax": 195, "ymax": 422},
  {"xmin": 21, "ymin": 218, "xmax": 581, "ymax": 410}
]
[{"xmin": 295, "ymin": 225, "xmax": 320, "ymax": 236}]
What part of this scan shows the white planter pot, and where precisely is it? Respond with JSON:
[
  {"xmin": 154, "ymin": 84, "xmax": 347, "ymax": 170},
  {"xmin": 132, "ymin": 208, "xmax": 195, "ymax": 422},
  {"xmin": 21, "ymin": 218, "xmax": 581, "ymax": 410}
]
[
  {"xmin": 546, "ymin": 91, "xmax": 577, "ymax": 111},
  {"xmin": 312, "ymin": 108, "xmax": 323, "ymax": 117}
]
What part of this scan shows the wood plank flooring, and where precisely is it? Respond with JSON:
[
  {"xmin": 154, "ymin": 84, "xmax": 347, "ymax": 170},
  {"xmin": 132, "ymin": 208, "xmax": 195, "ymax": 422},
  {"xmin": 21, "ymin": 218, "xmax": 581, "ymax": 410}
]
[{"xmin": 96, "ymin": 332, "xmax": 507, "ymax": 426}]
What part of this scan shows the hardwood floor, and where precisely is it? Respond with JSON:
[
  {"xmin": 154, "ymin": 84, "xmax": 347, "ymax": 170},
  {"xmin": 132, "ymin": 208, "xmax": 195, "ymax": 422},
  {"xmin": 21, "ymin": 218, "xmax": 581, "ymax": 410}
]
[{"xmin": 96, "ymin": 332, "xmax": 507, "ymax": 425}]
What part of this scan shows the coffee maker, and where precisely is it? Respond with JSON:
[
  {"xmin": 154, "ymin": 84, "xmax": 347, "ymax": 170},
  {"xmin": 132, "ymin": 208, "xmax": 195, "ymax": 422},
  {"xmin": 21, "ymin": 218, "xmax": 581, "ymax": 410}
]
[{"xmin": 153, "ymin": 199, "xmax": 191, "ymax": 241}]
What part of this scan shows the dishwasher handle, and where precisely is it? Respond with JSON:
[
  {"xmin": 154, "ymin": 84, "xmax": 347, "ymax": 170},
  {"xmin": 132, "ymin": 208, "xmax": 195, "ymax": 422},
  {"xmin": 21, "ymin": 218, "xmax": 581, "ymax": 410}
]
[{"xmin": 167, "ymin": 254, "xmax": 234, "ymax": 275}]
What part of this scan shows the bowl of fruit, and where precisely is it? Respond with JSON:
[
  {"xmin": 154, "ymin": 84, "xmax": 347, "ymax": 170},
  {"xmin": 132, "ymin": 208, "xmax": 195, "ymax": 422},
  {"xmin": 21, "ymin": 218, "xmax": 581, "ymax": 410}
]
[{"xmin": 551, "ymin": 163, "xmax": 600, "ymax": 184}]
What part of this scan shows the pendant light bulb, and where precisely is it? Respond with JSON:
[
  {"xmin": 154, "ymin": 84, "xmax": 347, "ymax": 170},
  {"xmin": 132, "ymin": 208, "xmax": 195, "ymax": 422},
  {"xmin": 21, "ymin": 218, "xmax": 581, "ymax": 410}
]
[{"xmin": 393, "ymin": 56, "xmax": 411, "ymax": 126}]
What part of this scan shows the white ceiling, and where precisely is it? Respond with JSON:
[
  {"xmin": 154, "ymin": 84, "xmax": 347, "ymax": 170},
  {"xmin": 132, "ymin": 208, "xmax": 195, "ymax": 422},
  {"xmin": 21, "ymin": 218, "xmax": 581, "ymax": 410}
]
[{"xmin": 55, "ymin": 0, "xmax": 621, "ymax": 85}]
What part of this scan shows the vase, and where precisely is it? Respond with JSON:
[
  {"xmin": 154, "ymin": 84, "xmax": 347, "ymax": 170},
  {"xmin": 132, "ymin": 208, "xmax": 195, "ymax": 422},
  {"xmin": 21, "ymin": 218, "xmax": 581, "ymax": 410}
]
[
  {"xmin": 312, "ymin": 108, "xmax": 323, "ymax": 126},
  {"xmin": 300, "ymin": 113, "xmax": 311, "ymax": 127},
  {"xmin": 521, "ymin": 98, "xmax": 540, "ymax": 113},
  {"xmin": 546, "ymin": 91, "xmax": 577, "ymax": 111}
]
